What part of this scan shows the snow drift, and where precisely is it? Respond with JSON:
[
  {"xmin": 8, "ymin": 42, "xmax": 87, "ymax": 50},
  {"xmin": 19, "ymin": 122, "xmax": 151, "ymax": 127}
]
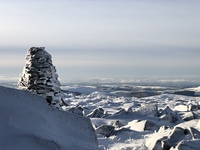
[{"xmin": 0, "ymin": 86, "xmax": 99, "ymax": 150}]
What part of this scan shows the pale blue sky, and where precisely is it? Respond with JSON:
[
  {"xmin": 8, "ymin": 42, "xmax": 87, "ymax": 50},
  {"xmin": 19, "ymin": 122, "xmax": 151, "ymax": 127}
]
[{"xmin": 0, "ymin": 0, "xmax": 200, "ymax": 79}]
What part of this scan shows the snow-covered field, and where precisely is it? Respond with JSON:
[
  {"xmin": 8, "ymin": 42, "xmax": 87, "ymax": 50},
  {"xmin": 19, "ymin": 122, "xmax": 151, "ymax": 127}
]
[{"xmin": 1, "ymin": 77, "xmax": 200, "ymax": 149}]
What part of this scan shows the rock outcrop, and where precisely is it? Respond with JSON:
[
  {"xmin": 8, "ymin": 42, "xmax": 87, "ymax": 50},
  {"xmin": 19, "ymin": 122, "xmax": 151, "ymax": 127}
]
[{"xmin": 18, "ymin": 47, "xmax": 63, "ymax": 108}]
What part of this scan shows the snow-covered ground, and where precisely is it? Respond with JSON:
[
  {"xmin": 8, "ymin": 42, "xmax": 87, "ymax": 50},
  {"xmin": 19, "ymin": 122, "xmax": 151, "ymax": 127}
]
[
  {"xmin": 61, "ymin": 86, "xmax": 200, "ymax": 149},
  {"xmin": 0, "ymin": 85, "xmax": 98, "ymax": 150},
  {"xmin": 1, "ymin": 77, "xmax": 200, "ymax": 149}
]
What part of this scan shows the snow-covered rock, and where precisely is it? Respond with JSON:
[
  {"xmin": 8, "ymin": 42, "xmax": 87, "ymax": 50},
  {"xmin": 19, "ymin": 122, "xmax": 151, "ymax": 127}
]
[
  {"xmin": 196, "ymin": 119, "xmax": 200, "ymax": 129},
  {"xmin": 146, "ymin": 120, "xmax": 200, "ymax": 150},
  {"xmin": 112, "ymin": 108, "xmax": 127, "ymax": 116},
  {"xmin": 163, "ymin": 127, "xmax": 186, "ymax": 149},
  {"xmin": 171, "ymin": 140, "xmax": 200, "ymax": 150},
  {"xmin": 67, "ymin": 106, "xmax": 84, "ymax": 116},
  {"xmin": 18, "ymin": 47, "xmax": 63, "ymax": 108},
  {"xmin": 87, "ymin": 108, "xmax": 105, "ymax": 118},
  {"xmin": 187, "ymin": 104, "xmax": 199, "ymax": 111},
  {"xmin": 174, "ymin": 105, "xmax": 188, "ymax": 112},
  {"xmin": 124, "ymin": 119, "xmax": 159, "ymax": 132},
  {"xmin": 0, "ymin": 86, "xmax": 99, "ymax": 150},
  {"xmin": 111, "ymin": 120, "xmax": 124, "ymax": 128},
  {"xmin": 146, "ymin": 127, "xmax": 185, "ymax": 150},
  {"xmin": 182, "ymin": 112, "xmax": 199, "ymax": 121},
  {"xmin": 135, "ymin": 104, "xmax": 159, "ymax": 117},
  {"xmin": 145, "ymin": 128, "xmax": 169, "ymax": 150},
  {"xmin": 185, "ymin": 127, "xmax": 200, "ymax": 140},
  {"xmin": 159, "ymin": 106, "xmax": 181, "ymax": 123},
  {"xmin": 95, "ymin": 125, "xmax": 115, "ymax": 137}
]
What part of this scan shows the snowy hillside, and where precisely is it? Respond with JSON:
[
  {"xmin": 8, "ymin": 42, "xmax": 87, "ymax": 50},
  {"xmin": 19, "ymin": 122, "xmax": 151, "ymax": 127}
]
[{"xmin": 0, "ymin": 86, "xmax": 99, "ymax": 150}]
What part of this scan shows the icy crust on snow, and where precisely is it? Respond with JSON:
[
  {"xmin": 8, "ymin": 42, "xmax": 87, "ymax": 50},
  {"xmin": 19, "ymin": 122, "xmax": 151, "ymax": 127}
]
[
  {"xmin": 18, "ymin": 47, "xmax": 63, "ymax": 108},
  {"xmin": 0, "ymin": 86, "xmax": 99, "ymax": 150}
]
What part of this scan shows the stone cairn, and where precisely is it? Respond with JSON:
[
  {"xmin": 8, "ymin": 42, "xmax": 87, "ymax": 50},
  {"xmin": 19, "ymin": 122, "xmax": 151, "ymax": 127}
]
[{"xmin": 18, "ymin": 47, "xmax": 64, "ymax": 109}]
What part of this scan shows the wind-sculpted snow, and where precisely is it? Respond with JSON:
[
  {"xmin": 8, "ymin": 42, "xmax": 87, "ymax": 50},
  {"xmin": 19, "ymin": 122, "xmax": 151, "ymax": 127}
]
[
  {"xmin": 0, "ymin": 86, "xmax": 99, "ymax": 150},
  {"xmin": 62, "ymin": 87, "xmax": 200, "ymax": 150}
]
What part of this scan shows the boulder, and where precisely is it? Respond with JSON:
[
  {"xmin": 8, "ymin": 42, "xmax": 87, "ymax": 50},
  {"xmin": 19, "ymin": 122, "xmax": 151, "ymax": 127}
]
[
  {"xmin": 187, "ymin": 104, "xmax": 198, "ymax": 111},
  {"xmin": 146, "ymin": 127, "xmax": 185, "ymax": 150},
  {"xmin": 135, "ymin": 104, "xmax": 159, "ymax": 117},
  {"xmin": 162, "ymin": 127, "xmax": 185, "ymax": 149},
  {"xmin": 112, "ymin": 108, "xmax": 126, "ymax": 116},
  {"xmin": 159, "ymin": 106, "xmax": 181, "ymax": 123},
  {"xmin": 146, "ymin": 136, "xmax": 168, "ymax": 150},
  {"xmin": 111, "ymin": 120, "xmax": 124, "ymax": 128},
  {"xmin": 95, "ymin": 125, "xmax": 115, "ymax": 137},
  {"xmin": 146, "ymin": 124, "xmax": 200, "ymax": 150},
  {"xmin": 124, "ymin": 119, "xmax": 159, "ymax": 132},
  {"xmin": 68, "ymin": 106, "xmax": 84, "ymax": 116},
  {"xmin": 160, "ymin": 106, "xmax": 174, "ymax": 116},
  {"xmin": 158, "ymin": 125, "xmax": 170, "ymax": 133},
  {"xmin": 182, "ymin": 112, "xmax": 199, "ymax": 121},
  {"xmin": 171, "ymin": 140, "xmax": 200, "ymax": 150},
  {"xmin": 87, "ymin": 108, "xmax": 105, "ymax": 118},
  {"xmin": 185, "ymin": 127, "xmax": 200, "ymax": 140},
  {"xmin": 126, "ymin": 106, "xmax": 133, "ymax": 112}
]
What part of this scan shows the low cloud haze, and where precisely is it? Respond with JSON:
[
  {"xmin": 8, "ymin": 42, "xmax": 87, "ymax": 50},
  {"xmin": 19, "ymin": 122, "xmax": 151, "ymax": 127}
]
[{"xmin": 0, "ymin": 0, "xmax": 200, "ymax": 79}]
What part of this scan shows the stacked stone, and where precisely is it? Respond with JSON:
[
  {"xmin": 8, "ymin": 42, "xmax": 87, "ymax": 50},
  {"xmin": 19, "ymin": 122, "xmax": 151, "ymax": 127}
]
[{"xmin": 18, "ymin": 47, "xmax": 63, "ymax": 109}]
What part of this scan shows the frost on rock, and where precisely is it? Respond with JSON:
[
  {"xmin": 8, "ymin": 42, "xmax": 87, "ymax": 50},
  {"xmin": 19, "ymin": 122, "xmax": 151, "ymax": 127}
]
[{"xmin": 18, "ymin": 47, "xmax": 63, "ymax": 109}]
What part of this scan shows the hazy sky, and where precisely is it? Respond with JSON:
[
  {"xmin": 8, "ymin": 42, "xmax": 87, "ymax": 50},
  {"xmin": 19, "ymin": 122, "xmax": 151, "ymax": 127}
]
[{"xmin": 0, "ymin": 0, "xmax": 200, "ymax": 80}]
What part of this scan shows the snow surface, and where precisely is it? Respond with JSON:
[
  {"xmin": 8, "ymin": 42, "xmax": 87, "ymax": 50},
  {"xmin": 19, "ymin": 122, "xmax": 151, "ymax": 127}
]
[
  {"xmin": 1, "ymin": 79, "xmax": 200, "ymax": 150},
  {"xmin": 0, "ymin": 86, "xmax": 99, "ymax": 150},
  {"xmin": 62, "ymin": 84, "xmax": 200, "ymax": 150}
]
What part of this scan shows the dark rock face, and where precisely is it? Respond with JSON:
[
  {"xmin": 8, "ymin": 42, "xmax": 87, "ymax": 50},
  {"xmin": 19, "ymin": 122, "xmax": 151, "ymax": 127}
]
[{"xmin": 18, "ymin": 47, "xmax": 63, "ymax": 108}]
